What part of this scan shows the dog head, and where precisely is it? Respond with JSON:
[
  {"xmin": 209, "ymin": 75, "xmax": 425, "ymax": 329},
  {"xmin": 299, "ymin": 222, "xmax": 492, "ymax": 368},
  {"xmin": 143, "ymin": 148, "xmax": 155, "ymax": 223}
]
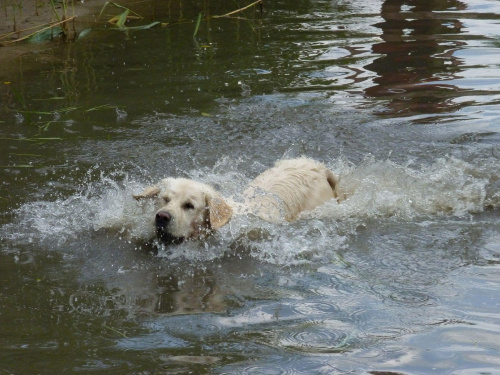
[{"xmin": 133, "ymin": 178, "xmax": 232, "ymax": 244}]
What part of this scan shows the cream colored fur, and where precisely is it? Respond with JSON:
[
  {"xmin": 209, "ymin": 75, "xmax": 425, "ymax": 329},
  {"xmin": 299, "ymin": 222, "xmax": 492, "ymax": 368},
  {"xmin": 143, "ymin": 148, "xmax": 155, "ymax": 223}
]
[{"xmin": 134, "ymin": 158, "xmax": 338, "ymax": 242}]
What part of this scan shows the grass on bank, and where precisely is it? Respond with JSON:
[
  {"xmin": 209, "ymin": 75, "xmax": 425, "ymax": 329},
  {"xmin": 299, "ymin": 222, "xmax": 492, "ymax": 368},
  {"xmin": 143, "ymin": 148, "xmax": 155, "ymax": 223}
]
[{"xmin": 0, "ymin": 0, "xmax": 263, "ymax": 46}]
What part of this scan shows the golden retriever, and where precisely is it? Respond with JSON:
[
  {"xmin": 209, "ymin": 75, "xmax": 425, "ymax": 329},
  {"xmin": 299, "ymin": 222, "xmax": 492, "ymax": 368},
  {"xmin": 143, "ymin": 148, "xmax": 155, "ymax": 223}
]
[{"xmin": 133, "ymin": 158, "xmax": 338, "ymax": 244}]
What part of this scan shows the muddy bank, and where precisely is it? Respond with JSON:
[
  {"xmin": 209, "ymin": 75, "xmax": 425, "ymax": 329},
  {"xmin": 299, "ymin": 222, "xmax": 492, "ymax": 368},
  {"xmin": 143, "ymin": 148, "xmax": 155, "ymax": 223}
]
[
  {"xmin": 0, "ymin": 0, "xmax": 153, "ymax": 65},
  {"xmin": 1, "ymin": 1, "xmax": 105, "ymax": 42},
  {"xmin": 0, "ymin": 1, "xmax": 100, "ymax": 66}
]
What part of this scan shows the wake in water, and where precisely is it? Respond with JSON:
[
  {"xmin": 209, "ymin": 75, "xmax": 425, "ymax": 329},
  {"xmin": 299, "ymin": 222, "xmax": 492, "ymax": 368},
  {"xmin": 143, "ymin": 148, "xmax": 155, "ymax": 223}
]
[
  {"xmin": 312, "ymin": 155, "xmax": 497, "ymax": 220},
  {"xmin": 2, "ymin": 155, "xmax": 499, "ymax": 264}
]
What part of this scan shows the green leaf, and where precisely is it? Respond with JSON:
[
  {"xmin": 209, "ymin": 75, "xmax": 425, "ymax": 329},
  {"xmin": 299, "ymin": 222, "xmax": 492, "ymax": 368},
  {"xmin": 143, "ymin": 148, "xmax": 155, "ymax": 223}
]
[
  {"xmin": 124, "ymin": 21, "xmax": 161, "ymax": 30},
  {"xmin": 116, "ymin": 9, "xmax": 130, "ymax": 28},
  {"xmin": 193, "ymin": 12, "xmax": 203, "ymax": 39},
  {"xmin": 98, "ymin": 1, "xmax": 142, "ymax": 20},
  {"xmin": 86, "ymin": 104, "xmax": 116, "ymax": 112},
  {"xmin": 28, "ymin": 27, "xmax": 63, "ymax": 43},
  {"xmin": 77, "ymin": 28, "xmax": 92, "ymax": 39}
]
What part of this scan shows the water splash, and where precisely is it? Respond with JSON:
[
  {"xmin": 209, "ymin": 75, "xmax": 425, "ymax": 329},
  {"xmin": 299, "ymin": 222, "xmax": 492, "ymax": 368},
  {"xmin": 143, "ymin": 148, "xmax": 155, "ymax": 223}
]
[
  {"xmin": 310, "ymin": 155, "xmax": 497, "ymax": 222},
  {"xmin": 2, "ymin": 156, "xmax": 498, "ymax": 265}
]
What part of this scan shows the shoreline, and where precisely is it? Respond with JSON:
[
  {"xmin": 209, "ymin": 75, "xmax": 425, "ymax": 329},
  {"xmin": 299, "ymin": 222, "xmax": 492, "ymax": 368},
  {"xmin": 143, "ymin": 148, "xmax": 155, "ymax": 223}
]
[
  {"xmin": 0, "ymin": 0, "xmax": 105, "ymax": 66},
  {"xmin": 0, "ymin": 1, "xmax": 107, "ymax": 43},
  {"xmin": 0, "ymin": 0, "xmax": 146, "ymax": 66}
]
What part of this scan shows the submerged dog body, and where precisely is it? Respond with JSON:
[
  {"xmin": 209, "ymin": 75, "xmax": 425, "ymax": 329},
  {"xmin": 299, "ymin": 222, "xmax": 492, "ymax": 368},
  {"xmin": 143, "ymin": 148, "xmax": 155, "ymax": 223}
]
[{"xmin": 133, "ymin": 158, "xmax": 338, "ymax": 243}]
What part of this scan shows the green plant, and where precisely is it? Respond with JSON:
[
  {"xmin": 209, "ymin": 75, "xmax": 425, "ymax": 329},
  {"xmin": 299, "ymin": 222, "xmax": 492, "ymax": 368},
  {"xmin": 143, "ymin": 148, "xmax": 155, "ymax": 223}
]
[
  {"xmin": 98, "ymin": 2, "xmax": 143, "ymax": 28},
  {"xmin": 49, "ymin": 0, "xmax": 76, "ymax": 40},
  {"xmin": 0, "ymin": 0, "xmax": 77, "ymax": 45}
]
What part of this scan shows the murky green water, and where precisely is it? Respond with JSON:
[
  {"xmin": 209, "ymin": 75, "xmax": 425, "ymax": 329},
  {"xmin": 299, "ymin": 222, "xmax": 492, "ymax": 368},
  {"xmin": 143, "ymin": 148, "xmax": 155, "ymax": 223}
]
[{"xmin": 1, "ymin": 0, "xmax": 500, "ymax": 373}]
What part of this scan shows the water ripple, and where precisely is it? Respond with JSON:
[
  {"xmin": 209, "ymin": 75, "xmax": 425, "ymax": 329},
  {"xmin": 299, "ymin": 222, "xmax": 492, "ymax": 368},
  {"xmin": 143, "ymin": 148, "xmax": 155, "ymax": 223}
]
[
  {"xmin": 288, "ymin": 301, "xmax": 339, "ymax": 317},
  {"xmin": 235, "ymin": 364, "xmax": 300, "ymax": 375},
  {"xmin": 276, "ymin": 320, "xmax": 355, "ymax": 354}
]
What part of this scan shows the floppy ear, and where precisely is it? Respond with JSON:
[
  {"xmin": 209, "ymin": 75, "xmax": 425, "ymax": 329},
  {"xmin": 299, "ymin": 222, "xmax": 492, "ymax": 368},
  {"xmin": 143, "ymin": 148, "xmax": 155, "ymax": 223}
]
[
  {"xmin": 206, "ymin": 194, "xmax": 232, "ymax": 230},
  {"xmin": 133, "ymin": 186, "xmax": 161, "ymax": 200}
]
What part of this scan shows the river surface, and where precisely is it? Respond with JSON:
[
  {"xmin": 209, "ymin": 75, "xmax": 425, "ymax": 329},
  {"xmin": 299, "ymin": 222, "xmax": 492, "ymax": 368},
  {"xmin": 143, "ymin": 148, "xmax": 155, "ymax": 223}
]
[{"xmin": 1, "ymin": 0, "xmax": 500, "ymax": 374}]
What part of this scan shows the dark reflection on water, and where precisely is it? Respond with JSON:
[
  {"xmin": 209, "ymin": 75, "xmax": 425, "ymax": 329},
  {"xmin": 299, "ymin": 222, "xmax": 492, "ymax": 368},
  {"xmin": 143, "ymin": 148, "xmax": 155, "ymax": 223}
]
[
  {"xmin": 365, "ymin": 0, "xmax": 467, "ymax": 115},
  {"xmin": 1, "ymin": 0, "xmax": 500, "ymax": 374}
]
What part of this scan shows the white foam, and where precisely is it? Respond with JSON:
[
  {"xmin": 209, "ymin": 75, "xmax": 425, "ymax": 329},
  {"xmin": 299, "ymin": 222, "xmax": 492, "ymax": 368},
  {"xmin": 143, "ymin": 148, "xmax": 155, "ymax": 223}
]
[
  {"xmin": 310, "ymin": 155, "xmax": 495, "ymax": 221},
  {"xmin": 2, "ymin": 156, "xmax": 498, "ymax": 264}
]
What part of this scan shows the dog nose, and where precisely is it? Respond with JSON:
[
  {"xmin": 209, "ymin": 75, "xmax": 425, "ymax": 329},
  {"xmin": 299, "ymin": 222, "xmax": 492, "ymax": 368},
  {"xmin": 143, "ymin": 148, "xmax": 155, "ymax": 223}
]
[{"xmin": 155, "ymin": 211, "xmax": 172, "ymax": 229}]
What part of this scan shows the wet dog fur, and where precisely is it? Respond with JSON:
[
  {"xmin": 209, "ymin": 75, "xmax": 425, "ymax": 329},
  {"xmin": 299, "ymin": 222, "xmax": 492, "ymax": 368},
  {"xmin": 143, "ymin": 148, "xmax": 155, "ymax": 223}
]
[{"xmin": 133, "ymin": 158, "xmax": 338, "ymax": 244}]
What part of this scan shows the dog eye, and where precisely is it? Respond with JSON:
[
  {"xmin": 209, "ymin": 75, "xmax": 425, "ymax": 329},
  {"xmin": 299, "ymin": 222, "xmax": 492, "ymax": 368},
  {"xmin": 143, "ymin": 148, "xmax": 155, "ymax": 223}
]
[
  {"xmin": 163, "ymin": 197, "xmax": 170, "ymax": 203},
  {"xmin": 182, "ymin": 202, "xmax": 195, "ymax": 210}
]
